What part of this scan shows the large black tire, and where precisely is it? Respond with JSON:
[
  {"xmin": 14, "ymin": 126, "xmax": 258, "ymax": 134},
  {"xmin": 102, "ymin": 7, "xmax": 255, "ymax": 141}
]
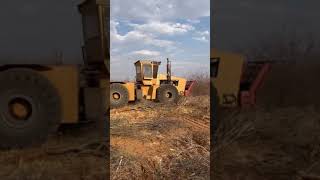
[
  {"xmin": 156, "ymin": 84, "xmax": 179, "ymax": 104},
  {"xmin": 110, "ymin": 84, "xmax": 129, "ymax": 108},
  {"xmin": 0, "ymin": 68, "xmax": 61, "ymax": 149}
]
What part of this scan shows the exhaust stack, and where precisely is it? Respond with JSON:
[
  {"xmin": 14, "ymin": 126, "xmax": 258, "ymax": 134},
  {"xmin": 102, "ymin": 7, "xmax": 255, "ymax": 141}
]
[{"xmin": 166, "ymin": 58, "xmax": 172, "ymax": 83}]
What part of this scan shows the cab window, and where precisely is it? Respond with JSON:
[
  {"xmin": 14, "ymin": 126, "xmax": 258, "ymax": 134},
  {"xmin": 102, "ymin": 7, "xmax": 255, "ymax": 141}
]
[
  {"xmin": 211, "ymin": 57, "xmax": 220, "ymax": 78},
  {"xmin": 136, "ymin": 64, "xmax": 141, "ymax": 74},
  {"xmin": 143, "ymin": 64, "xmax": 152, "ymax": 79}
]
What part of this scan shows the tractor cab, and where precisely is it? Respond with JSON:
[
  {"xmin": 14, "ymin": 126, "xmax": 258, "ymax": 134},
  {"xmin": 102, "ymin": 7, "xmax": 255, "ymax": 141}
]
[{"xmin": 134, "ymin": 60, "xmax": 161, "ymax": 84}]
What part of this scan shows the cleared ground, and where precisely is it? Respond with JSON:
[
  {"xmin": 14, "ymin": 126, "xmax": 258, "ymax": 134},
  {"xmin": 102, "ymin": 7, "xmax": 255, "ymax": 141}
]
[
  {"xmin": 0, "ymin": 79, "xmax": 210, "ymax": 180},
  {"xmin": 110, "ymin": 96, "xmax": 210, "ymax": 180}
]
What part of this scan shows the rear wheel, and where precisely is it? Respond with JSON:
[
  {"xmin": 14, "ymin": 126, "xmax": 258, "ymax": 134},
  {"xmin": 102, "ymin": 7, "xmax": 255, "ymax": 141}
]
[
  {"xmin": 110, "ymin": 84, "xmax": 129, "ymax": 108},
  {"xmin": 0, "ymin": 68, "xmax": 61, "ymax": 149},
  {"xmin": 156, "ymin": 84, "xmax": 179, "ymax": 104}
]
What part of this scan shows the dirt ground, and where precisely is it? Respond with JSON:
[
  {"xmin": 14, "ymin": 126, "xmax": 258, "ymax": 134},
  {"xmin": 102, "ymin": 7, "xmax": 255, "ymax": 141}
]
[
  {"xmin": 0, "ymin": 76, "xmax": 209, "ymax": 180},
  {"xmin": 213, "ymin": 63, "xmax": 320, "ymax": 180},
  {"xmin": 0, "ymin": 96, "xmax": 210, "ymax": 180},
  {"xmin": 4, "ymin": 62, "xmax": 320, "ymax": 180},
  {"xmin": 110, "ymin": 96, "xmax": 210, "ymax": 180},
  {"xmin": 0, "ymin": 124, "xmax": 107, "ymax": 180}
]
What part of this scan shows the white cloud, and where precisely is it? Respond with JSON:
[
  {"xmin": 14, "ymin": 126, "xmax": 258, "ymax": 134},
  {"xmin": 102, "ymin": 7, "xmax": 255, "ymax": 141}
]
[
  {"xmin": 130, "ymin": 22, "xmax": 194, "ymax": 35},
  {"xmin": 192, "ymin": 30, "xmax": 210, "ymax": 42},
  {"xmin": 111, "ymin": 0, "xmax": 209, "ymax": 21},
  {"xmin": 132, "ymin": 50, "xmax": 160, "ymax": 56},
  {"xmin": 111, "ymin": 20, "xmax": 175, "ymax": 49},
  {"xmin": 193, "ymin": 36, "xmax": 209, "ymax": 42},
  {"xmin": 110, "ymin": 20, "xmax": 178, "ymax": 80},
  {"xmin": 198, "ymin": 30, "xmax": 209, "ymax": 36},
  {"xmin": 110, "ymin": 0, "xmax": 210, "ymax": 80}
]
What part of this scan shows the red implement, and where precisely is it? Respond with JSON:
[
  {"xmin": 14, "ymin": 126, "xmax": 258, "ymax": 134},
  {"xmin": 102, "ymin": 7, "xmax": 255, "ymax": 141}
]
[
  {"xmin": 184, "ymin": 80, "xmax": 196, "ymax": 96},
  {"xmin": 240, "ymin": 62, "xmax": 271, "ymax": 107}
]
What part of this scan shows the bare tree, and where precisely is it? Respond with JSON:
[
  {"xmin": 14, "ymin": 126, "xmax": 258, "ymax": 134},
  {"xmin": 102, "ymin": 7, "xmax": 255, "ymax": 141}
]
[{"xmin": 244, "ymin": 24, "xmax": 320, "ymax": 62}]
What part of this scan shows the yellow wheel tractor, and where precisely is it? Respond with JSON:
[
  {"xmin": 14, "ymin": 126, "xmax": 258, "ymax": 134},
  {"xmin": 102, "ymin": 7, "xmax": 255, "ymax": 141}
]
[
  {"xmin": 211, "ymin": 48, "xmax": 272, "ymax": 138},
  {"xmin": 110, "ymin": 58, "xmax": 195, "ymax": 108},
  {"xmin": 0, "ymin": 0, "xmax": 109, "ymax": 149}
]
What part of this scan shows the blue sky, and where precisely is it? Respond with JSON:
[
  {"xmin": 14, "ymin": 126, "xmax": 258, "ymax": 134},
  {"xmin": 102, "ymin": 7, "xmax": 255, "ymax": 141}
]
[{"xmin": 111, "ymin": 0, "xmax": 210, "ymax": 80}]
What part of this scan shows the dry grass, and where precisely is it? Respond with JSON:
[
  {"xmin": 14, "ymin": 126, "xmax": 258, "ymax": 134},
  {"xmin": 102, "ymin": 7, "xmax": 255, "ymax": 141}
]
[
  {"xmin": 213, "ymin": 62, "xmax": 320, "ymax": 180},
  {"xmin": 111, "ymin": 132, "xmax": 209, "ymax": 180},
  {"xmin": 0, "ymin": 124, "xmax": 107, "ymax": 180},
  {"xmin": 110, "ymin": 96, "xmax": 210, "ymax": 180}
]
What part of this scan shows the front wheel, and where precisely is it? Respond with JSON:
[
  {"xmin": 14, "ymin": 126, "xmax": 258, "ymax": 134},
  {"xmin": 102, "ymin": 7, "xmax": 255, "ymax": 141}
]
[
  {"xmin": 156, "ymin": 84, "xmax": 179, "ymax": 104},
  {"xmin": 110, "ymin": 84, "xmax": 129, "ymax": 108}
]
